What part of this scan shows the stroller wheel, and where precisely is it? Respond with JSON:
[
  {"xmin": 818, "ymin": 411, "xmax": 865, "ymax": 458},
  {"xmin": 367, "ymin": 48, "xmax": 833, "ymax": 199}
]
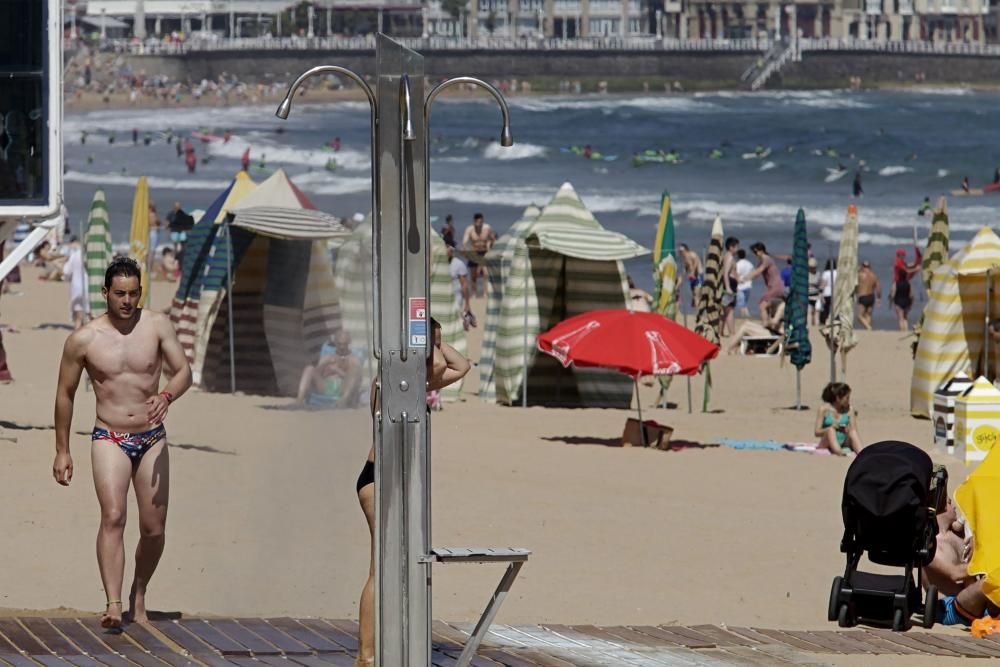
[
  {"xmin": 828, "ymin": 577, "xmax": 843, "ymax": 622},
  {"xmin": 892, "ymin": 607, "xmax": 906, "ymax": 631},
  {"xmin": 837, "ymin": 604, "xmax": 852, "ymax": 628},
  {"xmin": 923, "ymin": 585, "xmax": 938, "ymax": 629}
]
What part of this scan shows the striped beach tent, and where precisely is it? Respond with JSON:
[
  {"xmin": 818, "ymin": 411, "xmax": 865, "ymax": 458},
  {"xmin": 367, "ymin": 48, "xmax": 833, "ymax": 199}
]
[
  {"xmin": 483, "ymin": 182, "xmax": 649, "ymax": 407},
  {"xmin": 169, "ymin": 172, "xmax": 257, "ymax": 386},
  {"xmin": 334, "ymin": 217, "xmax": 467, "ymax": 401},
  {"xmin": 911, "ymin": 227, "xmax": 1000, "ymax": 417},
  {"xmin": 828, "ymin": 204, "xmax": 860, "ymax": 374},
  {"xmin": 84, "ymin": 190, "xmax": 112, "ymax": 317},
  {"xmin": 479, "ymin": 205, "xmax": 541, "ymax": 401}
]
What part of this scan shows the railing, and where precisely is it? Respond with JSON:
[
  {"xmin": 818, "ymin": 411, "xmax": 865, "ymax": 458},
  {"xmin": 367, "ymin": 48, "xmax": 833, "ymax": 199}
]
[
  {"xmin": 80, "ymin": 35, "xmax": 770, "ymax": 54},
  {"xmin": 800, "ymin": 37, "xmax": 1000, "ymax": 55}
]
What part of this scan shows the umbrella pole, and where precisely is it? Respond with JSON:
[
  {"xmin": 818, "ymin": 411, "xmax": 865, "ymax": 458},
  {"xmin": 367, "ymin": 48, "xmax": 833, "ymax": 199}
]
[
  {"xmin": 796, "ymin": 367, "xmax": 801, "ymax": 410},
  {"xmin": 987, "ymin": 270, "xmax": 992, "ymax": 381},
  {"xmin": 680, "ymin": 290, "xmax": 692, "ymax": 413},
  {"xmin": 226, "ymin": 220, "xmax": 236, "ymax": 395},
  {"xmin": 635, "ymin": 376, "xmax": 646, "ymax": 446}
]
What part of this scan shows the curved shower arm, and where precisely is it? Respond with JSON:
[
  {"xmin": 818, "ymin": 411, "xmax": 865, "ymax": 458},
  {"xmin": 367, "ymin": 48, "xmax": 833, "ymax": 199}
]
[
  {"xmin": 275, "ymin": 66, "xmax": 383, "ymax": 359},
  {"xmin": 424, "ymin": 77, "xmax": 513, "ymax": 146}
]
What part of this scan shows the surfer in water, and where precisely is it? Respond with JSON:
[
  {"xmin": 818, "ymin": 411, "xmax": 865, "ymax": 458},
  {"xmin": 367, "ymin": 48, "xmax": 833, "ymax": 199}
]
[
  {"xmin": 852, "ymin": 170, "xmax": 863, "ymax": 198},
  {"xmin": 962, "ymin": 176, "xmax": 971, "ymax": 194},
  {"xmin": 583, "ymin": 145, "xmax": 593, "ymax": 160}
]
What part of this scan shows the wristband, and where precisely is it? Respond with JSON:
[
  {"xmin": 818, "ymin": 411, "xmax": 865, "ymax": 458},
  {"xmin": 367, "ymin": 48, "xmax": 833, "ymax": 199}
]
[{"xmin": 160, "ymin": 391, "xmax": 174, "ymax": 404}]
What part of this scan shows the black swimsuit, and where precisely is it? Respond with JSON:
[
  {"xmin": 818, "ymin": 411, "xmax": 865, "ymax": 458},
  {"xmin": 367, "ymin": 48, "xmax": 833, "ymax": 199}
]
[
  {"xmin": 894, "ymin": 278, "xmax": 912, "ymax": 310},
  {"xmin": 357, "ymin": 384, "xmax": 379, "ymax": 493}
]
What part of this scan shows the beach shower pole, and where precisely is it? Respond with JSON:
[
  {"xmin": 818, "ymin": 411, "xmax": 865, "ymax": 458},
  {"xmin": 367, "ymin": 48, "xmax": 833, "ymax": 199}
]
[{"xmin": 277, "ymin": 37, "xmax": 511, "ymax": 667}]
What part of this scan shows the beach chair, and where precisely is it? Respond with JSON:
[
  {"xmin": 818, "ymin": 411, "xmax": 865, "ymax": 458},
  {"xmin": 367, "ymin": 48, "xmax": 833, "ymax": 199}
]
[
  {"xmin": 428, "ymin": 547, "xmax": 531, "ymax": 667},
  {"xmin": 740, "ymin": 335, "xmax": 783, "ymax": 357},
  {"xmin": 621, "ymin": 417, "xmax": 673, "ymax": 448}
]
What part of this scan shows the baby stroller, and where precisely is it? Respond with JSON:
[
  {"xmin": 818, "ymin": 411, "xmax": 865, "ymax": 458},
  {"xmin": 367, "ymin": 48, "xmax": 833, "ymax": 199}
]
[{"xmin": 828, "ymin": 440, "xmax": 948, "ymax": 631}]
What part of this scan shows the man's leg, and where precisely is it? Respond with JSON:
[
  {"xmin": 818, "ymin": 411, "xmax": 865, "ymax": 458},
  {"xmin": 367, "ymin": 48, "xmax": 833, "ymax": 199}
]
[
  {"xmin": 92, "ymin": 440, "xmax": 134, "ymax": 628},
  {"xmin": 296, "ymin": 365, "xmax": 317, "ymax": 403},
  {"xmin": 129, "ymin": 439, "xmax": 169, "ymax": 623}
]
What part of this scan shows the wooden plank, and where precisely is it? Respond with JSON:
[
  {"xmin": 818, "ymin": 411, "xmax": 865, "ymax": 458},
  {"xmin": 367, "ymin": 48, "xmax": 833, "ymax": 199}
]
[
  {"xmin": 589, "ymin": 626, "xmax": 672, "ymax": 649},
  {"xmin": 722, "ymin": 628, "xmax": 780, "ymax": 645},
  {"xmin": 687, "ymin": 626, "xmax": 759, "ymax": 647},
  {"xmin": 32, "ymin": 656, "xmax": 76, "ymax": 667},
  {"xmin": 564, "ymin": 626, "xmax": 628, "ymax": 648},
  {"xmin": 749, "ymin": 645, "xmax": 832, "ymax": 667},
  {"xmin": 18, "ymin": 620, "xmax": 81, "ymax": 658},
  {"xmin": 292, "ymin": 622, "xmax": 355, "ymax": 654},
  {"xmin": 479, "ymin": 649, "xmax": 545, "ymax": 667},
  {"xmin": 234, "ymin": 621, "xmax": 310, "ymax": 655},
  {"xmin": 285, "ymin": 655, "xmax": 354, "ymax": 667},
  {"xmin": 122, "ymin": 623, "xmax": 198, "ymax": 667},
  {"xmin": 505, "ymin": 650, "xmax": 580, "ymax": 667},
  {"xmin": 626, "ymin": 627, "xmax": 704, "ymax": 649},
  {"xmin": 205, "ymin": 622, "xmax": 279, "ymax": 656},
  {"xmin": 0, "ymin": 620, "xmax": 50, "ymax": 656},
  {"xmin": 262, "ymin": 621, "xmax": 343, "ymax": 654},
  {"xmin": 906, "ymin": 632, "xmax": 1000, "ymax": 658},
  {"xmin": 48, "ymin": 619, "xmax": 135, "ymax": 667},
  {"xmin": 177, "ymin": 621, "xmax": 250, "ymax": 657},
  {"xmin": 149, "ymin": 621, "xmax": 235, "ymax": 667},
  {"xmin": 696, "ymin": 648, "xmax": 770, "ymax": 667},
  {"xmin": 867, "ymin": 629, "xmax": 958, "ymax": 656},
  {"xmin": 509, "ymin": 626, "xmax": 592, "ymax": 651},
  {"xmin": 223, "ymin": 658, "xmax": 258, "ymax": 667},
  {"xmin": 840, "ymin": 630, "xmax": 919, "ymax": 655},
  {"xmin": 656, "ymin": 627, "xmax": 718, "ymax": 649},
  {"xmin": 318, "ymin": 623, "xmax": 359, "ymax": 654},
  {"xmin": 779, "ymin": 631, "xmax": 847, "ymax": 654},
  {"xmin": 749, "ymin": 629, "xmax": 826, "ymax": 653},
  {"xmin": 713, "ymin": 646, "xmax": 795, "ymax": 666},
  {"xmin": 63, "ymin": 657, "xmax": 104, "ymax": 667},
  {"xmin": 78, "ymin": 618, "xmax": 174, "ymax": 667},
  {"xmin": 0, "ymin": 655, "xmax": 42, "ymax": 667},
  {"xmin": 801, "ymin": 631, "xmax": 882, "ymax": 655}
]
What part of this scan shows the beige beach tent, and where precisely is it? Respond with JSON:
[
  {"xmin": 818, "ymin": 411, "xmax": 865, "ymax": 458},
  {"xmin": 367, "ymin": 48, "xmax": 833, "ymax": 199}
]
[{"xmin": 911, "ymin": 227, "xmax": 1000, "ymax": 417}]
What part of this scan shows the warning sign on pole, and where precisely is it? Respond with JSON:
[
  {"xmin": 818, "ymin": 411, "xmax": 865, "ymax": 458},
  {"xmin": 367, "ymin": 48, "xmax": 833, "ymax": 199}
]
[{"xmin": 408, "ymin": 297, "xmax": 426, "ymax": 347}]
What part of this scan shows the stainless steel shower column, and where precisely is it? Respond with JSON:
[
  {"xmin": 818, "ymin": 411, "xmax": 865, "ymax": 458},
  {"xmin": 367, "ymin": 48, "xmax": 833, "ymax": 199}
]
[{"xmin": 373, "ymin": 35, "xmax": 430, "ymax": 667}]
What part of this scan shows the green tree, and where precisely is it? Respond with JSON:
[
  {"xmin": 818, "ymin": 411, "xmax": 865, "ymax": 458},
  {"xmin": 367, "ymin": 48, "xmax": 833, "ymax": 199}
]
[{"xmin": 441, "ymin": 0, "xmax": 467, "ymax": 20}]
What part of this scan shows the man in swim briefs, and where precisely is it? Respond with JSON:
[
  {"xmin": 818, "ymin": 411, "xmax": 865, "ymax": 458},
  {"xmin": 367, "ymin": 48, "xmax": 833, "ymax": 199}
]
[
  {"xmin": 53, "ymin": 257, "xmax": 192, "ymax": 628},
  {"xmin": 856, "ymin": 260, "xmax": 881, "ymax": 331},
  {"xmin": 462, "ymin": 212, "xmax": 496, "ymax": 298}
]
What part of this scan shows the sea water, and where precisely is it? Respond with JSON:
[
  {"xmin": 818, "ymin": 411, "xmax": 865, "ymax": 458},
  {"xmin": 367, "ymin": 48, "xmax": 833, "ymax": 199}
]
[{"xmin": 63, "ymin": 88, "xmax": 1000, "ymax": 330}]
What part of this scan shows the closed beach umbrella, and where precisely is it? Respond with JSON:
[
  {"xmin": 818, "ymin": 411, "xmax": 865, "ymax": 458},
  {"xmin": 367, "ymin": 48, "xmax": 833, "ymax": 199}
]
[
  {"xmin": 84, "ymin": 189, "xmax": 112, "ymax": 317},
  {"xmin": 785, "ymin": 209, "xmax": 813, "ymax": 407},
  {"xmin": 829, "ymin": 204, "xmax": 859, "ymax": 377},
  {"xmin": 129, "ymin": 176, "xmax": 150, "ymax": 307},
  {"xmin": 922, "ymin": 197, "xmax": 950, "ymax": 288},
  {"xmin": 694, "ymin": 215, "xmax": 724, "ymax": 411},
  {"xmin": 653, "ymin": 191, "xmax": 677, "ymax": 318}
]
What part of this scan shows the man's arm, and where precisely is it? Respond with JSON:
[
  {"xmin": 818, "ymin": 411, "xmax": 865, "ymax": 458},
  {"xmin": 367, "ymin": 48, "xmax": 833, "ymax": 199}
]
[
  {"xmin": 427, "ymin": 342, "xmax": 471, "ymax": 391},
  {"xmin": 721, "ymin": 255, "xmax": 734, "ymax": 294},
  {"xmin": 53, "ymin": 331, "xmax": 89, "ymax": 485},
  {"xmin": 148, "ymin": 313, "xmax": 193, "ymax": 424}
]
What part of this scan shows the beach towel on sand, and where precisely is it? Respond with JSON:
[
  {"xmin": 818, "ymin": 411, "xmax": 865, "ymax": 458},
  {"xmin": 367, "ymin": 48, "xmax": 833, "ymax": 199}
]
[{"xmin": 718, "ymin": 438, "xmax": 836, "ymax": 455}]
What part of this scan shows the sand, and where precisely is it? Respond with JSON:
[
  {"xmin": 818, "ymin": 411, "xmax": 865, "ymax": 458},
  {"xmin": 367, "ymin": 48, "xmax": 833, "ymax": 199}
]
[{"xmin": 0, "ymin": 269, "xmax": 975, "ymax": 645}]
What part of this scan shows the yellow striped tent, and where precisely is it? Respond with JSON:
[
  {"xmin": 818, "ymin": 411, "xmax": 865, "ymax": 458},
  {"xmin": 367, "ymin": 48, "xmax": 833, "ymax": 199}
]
[
  {"xmin": 911, "ymin": 227, "xmax": 1000, "ymax": 417},
  {"xmin": 482, "ymin": 182, "xmax": 650, "ymax": 407}
]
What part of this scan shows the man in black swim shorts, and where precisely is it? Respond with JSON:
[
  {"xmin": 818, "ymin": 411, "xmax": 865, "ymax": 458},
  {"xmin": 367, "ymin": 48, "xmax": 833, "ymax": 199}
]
[{"xmin": 856, "ymin": 260, "xmax": 881, "ymax": 331}]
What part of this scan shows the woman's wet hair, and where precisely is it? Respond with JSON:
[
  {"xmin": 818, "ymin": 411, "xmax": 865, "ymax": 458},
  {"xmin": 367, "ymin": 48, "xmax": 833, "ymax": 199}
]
[
  {"xmin": 822, "ymin": 381, "xmax": 851, "ymax": 404},
  {"xmin": 104, "ymin": 255, "xmax": 142, "ymax": 289}
]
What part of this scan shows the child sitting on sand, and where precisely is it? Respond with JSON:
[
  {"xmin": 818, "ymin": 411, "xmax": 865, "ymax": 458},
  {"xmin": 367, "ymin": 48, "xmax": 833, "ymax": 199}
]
[{"xmin": 814, "ymin": 382, "xmax": 863, "ymax": 456}]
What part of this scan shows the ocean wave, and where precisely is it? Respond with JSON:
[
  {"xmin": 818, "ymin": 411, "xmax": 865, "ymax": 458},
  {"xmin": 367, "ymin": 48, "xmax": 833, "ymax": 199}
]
[
  {"xmin": 878, "ymin": 165, "xmax": 914, "ymax": 176},
  {"xmin": 65, "ymin": 105, "xmax": 280, "ymax": 133},
  {"xmin": 938, "ymin": 169, "xmax": 950, "ymax": 178},
  {"xmin": 64, "ymin": 170, "xmax": 229, "ymax": 191},
  {"xmin": 207, "ymin": 137, "xmax": 371, "ymax": 171},
  {"xmin": 507, "ymin": 95, "xmax": 714, "ymax": 114},
  {"xmin": 898, "ymin": 87, "xmax": 973, "ymax": 96},
  {"xmin": 483, "ymin": 142, "xmax": 547, "ymax": 160},
  {"xmin": 759, "ymin": 161, "xmax": 777, "ymax": 172},
  {"xmin": 819, "ymin": 226, "xmax": 920, "ymax": 247}
]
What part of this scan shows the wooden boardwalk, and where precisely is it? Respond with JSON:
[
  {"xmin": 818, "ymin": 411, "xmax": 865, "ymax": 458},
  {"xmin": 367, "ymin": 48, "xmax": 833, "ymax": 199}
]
[{"xmin": 0, "ymin": 618, "xmax": 997, "ymax": 667}]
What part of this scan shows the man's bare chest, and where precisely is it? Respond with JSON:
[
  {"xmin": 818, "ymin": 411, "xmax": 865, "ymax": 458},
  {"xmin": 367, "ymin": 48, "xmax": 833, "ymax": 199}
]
[{"xmin": 86, "ymin": 333, "xmax": 160, "ymax": 380}]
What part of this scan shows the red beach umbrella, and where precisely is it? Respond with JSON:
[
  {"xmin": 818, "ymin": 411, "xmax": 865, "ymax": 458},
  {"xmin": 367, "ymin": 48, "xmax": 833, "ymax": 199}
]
[
  {"xmin": 538, "ymin": 309, "xmax": 719, "ymax": 444},
  {"xmin": 538, "ymin": 309, "xmax": 719, "ymax": 378}
]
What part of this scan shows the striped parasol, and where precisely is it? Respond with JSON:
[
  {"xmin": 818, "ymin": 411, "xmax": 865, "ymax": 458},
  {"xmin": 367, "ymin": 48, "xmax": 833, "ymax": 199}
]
[
  {"xmin": 83, "ymin": 189, "xmax": 112, "ymax": 317},
  {"xmin": 922, "ymin": 196, "xmax": 950, "ymax": 288},
  {"xmin": 653, "ymin": 191, "xmax": 677, "ymax": 317},
  {"xmin": 785, "ymin": 210, "xmax": 812, "ymax": 405},
  {"xmin": 694, "ymin": 215, "xmax": 724, "ymax": 411},
  {"xmin": 128, "ymin": 176, "xmax": 150, "ymax": 308},
  {"xmin": 829, "ymin": 204, "xmax": 860, "ymax": 373}
]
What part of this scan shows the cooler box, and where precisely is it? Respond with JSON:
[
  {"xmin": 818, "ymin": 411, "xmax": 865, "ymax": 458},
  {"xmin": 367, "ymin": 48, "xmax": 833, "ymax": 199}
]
[
  {"xmin": 934, "ymin": 372, "xmax": 973, "ymax": 455},
  {"xmin": 954, "ymin": 376, "xmax": 1000, "ymax": 466}
]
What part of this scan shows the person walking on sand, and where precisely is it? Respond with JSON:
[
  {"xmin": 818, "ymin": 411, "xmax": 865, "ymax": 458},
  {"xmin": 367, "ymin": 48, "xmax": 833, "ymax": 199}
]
[
  {"xmin": 720, "ymin": 237, "xmax": 740, "ymax": 335},
  {"xmin": 856, "ymin": 260, "xmax": 881, "ymax": 331},
  {"xmin": 52, "ymin": 257, "xmax": 192, "ymax": 628},
  {"xmin": 890, "ymin": 247, "xmax": 921, "ymax": 332},
  {"xmin": 354, "ymin": 319, "xmax": 470, "ymax": 666},
  {"xmin": 676, "ymin": 243, "xmax": 704, "ymax": 309},
  {"xmin": 462, "ymin": 213, "xmax": 495, "ymax": 298},
  {"xmin": 743, "ymin": 242, "xmax": 784, "ymax": 324}
]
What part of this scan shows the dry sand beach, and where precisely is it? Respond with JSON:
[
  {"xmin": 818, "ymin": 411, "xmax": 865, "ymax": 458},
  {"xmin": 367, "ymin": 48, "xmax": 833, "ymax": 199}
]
[{"xmin": 0, "ymin": 269, "xmax": 976, "ymax": 661}]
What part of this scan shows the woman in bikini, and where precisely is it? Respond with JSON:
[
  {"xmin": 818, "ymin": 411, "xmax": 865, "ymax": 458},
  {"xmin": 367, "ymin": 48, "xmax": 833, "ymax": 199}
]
[
  {"xmin": 354, "ymin": 319, "xmax": 471, "ymax": 666},
  {"xmin": 814, "ymin": 382, "xmax": 863, "ymax": 456}
]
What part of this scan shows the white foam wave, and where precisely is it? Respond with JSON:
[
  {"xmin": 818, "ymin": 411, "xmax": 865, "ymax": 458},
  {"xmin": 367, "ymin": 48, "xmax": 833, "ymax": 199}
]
[
  {"xmin": 507, "ymin": 95, "xmax": 714, "ymax": 114},
  {"xmin": 64, "ymin": 170, "xmax": 229, "ymax": 191},
  {"xmin": 899, "ymin": 87, "xmax": 973, "ymax": 96},
  {"xmin": 759, "ymin": 161, "xmax": 777, "ymax": 172},
  {"xmin": 819, "ymin": 226, "xmax": 919, "ymax": 247},
  {"xmin": 207, "ymin": 137, "xmax": 370, "ymax": 171},
  {"xmin": 937, "ymin": 169, "xmax": 950, "ymax": 178},
  {"xmin": 879, "ymin": 165, "xmax": 914, "ymax": 176},
  {"xmin": 65, "ymin": 105, "xmax": 280, "ymax": 134},
  {"xmin": 483, "ymin": 142, "xmax": 547, "ymax": 160}
]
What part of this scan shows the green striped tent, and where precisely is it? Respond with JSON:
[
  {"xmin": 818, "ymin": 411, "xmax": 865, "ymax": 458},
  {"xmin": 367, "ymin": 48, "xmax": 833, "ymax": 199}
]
[
  {"xmin": 334, "ymin": 218, "xmax": 467, "ymax": 401},
  {"xmin": 479, "ymin": 205, "xmax": 542, "ymax": 401},
  {"xmin": 83, "ymin": 189, "xmax": 112, "ymax": 317},
  {"xmin": 481, "ymin": 182, "xmax": 650, "ymax": 407}
]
